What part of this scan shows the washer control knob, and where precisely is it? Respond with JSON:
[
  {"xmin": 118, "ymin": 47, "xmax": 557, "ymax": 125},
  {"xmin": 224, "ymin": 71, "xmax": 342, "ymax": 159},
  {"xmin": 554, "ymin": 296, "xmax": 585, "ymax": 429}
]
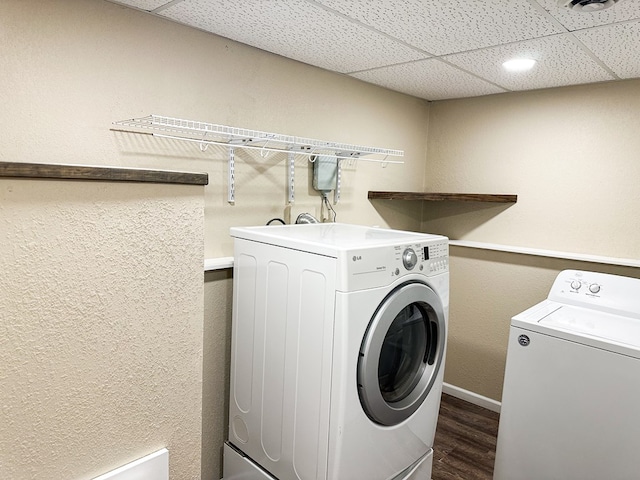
[
  {"xmin": 589, "ymin": 283, "xmax": 601, "ymax": 294},
  {"xmin": 571, "ymin": 280, "xmax": 582, "ymax": 290},
  {"xmin": 402, "ymin": 248, "xmax": 418, "ymax": 270}
]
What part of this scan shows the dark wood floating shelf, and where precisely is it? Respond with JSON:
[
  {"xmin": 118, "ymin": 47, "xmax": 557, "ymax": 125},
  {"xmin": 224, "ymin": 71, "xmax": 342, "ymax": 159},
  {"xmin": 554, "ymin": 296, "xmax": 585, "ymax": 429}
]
[
  {"xmin": 0, "ymin": 162, "xmax": 208, "ymax": 186},
  {"xmin": 368, "ymin": 191, "xmax": 517, "ymax": 203}
]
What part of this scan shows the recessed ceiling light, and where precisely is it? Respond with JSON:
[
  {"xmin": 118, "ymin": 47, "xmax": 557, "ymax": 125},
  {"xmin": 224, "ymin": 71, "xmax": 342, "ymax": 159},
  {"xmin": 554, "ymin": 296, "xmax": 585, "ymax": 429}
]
[{"xmin": 502, "ymin": 58, "xmax": 537, "ymax": 72}]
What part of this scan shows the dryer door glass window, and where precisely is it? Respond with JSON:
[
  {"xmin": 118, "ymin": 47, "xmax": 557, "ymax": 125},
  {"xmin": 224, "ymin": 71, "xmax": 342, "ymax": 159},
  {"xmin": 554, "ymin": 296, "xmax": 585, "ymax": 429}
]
[
  {"xmin": 358, "ymin": 282, "xmax": 446, "ymax": 426},
  {"xmin": 379, "ymin": 303, "xmax": 430, "ymax": 403}
]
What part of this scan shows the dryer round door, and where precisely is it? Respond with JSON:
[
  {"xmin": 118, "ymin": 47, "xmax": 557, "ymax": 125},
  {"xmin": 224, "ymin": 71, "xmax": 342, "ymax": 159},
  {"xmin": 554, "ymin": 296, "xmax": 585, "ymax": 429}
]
[{"xmin": 357, "ymin": 281, "xmax": 446, "ymax": 426}]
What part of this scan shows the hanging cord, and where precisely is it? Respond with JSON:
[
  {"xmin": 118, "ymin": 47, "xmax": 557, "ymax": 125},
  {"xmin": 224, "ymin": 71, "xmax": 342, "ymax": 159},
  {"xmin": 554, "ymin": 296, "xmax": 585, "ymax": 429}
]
[
  {"xmin": 266, "ymin": 217, "xmax": 286, "ymax": 225},
  {"xmin": 321, "ymin": 192, "xmax": 337, "ymax": 223}
]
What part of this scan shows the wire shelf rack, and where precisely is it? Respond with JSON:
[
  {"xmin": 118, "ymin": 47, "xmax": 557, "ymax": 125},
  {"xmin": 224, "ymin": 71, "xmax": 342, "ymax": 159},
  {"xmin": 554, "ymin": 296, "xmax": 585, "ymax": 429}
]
[{"xmin": 112, "ymin": 114, "xmax": 404, "ymax": 204}]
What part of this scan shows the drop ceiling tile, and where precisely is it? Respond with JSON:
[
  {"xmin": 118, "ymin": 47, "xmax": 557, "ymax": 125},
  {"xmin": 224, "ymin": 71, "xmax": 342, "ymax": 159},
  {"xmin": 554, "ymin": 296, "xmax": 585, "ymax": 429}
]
[
  {"xmin": 109, "ymin": 0, "xmax": 173, "ymax": 11},
  {"xmin": 574, "ymin": 20, "xmax": 640, "ymax": 78},
  {"xmin": 444, "ymin": 34, "xmax": 615, "ymax": 91},
  {"xmin": 349, "ymin": 59, "xmax": 507, "ymax": 101},
  {"xmin": 534, "ymin": 0, "xmax": 640, "ymax": 31},
  {"xmin": 315, "ymin": 0, "xmax": 564, "ymax": 55},
  {"xmin": 159, "ymin": 0, "xmax": 429, "ymax": 73}
]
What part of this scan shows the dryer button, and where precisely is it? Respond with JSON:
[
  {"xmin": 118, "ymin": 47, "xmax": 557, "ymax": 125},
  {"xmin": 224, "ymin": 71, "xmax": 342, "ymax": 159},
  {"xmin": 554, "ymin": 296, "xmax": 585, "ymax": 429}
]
[
  {"xmin": 571, "ymin": 280, "xmax": 582, "ymax": 290},
  {"xmin": 589, "ymin": 284, "xmax": 601, "ymax": 294}
]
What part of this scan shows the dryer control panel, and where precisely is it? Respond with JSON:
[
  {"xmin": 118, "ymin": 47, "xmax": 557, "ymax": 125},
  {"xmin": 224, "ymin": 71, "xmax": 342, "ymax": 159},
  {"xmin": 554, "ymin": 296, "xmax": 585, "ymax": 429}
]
[
  {"xmin": 339, "ymin": 239, "xmax": 448, "ymax": 292},
  {"xmin": 393, "ymin": 240, "xmax": 449, "ymax": 277}
]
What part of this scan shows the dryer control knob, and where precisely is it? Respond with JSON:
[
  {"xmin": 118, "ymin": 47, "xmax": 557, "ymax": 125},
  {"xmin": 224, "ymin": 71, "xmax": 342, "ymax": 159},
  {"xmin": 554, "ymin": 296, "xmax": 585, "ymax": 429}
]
[
  {"xmin": 402, "ymin": 248, "xmax": 418, "ymax": 270},
  {"xmin": 571, "ymin": 280, "xmax": 582, "ymax": 290},
  {"xmin": 589, "ymin": 283, "xmax": 601, "ymax": 294}
]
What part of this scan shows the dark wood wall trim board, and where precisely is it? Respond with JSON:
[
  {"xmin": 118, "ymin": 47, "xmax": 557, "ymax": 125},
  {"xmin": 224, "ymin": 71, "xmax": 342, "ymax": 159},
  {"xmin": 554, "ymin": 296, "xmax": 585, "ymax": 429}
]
[
  {"xmin": 0, "ymin": 162, "xmax": 208, "ymax": 186},
  {"xmin": 368, "ymin": 191, "xmax": 517, "ymax": 203}
]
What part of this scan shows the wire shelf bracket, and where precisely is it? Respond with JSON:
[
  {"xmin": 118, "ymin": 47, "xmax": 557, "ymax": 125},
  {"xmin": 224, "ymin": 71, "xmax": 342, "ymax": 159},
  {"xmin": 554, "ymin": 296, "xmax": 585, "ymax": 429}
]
[{"xmin": 287, "ymin": 151, "xmax": 295, "ymax": 205}]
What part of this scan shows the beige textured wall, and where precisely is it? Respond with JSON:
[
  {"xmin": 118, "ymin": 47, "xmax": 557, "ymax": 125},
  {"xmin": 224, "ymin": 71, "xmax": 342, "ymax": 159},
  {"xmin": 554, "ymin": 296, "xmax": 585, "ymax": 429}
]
[
  {"xmin": 424, "ymin": 79, "xmax": 640, "ymax": 258},
  {"xmin": 0, "ymin": 179, "xmax": 204, "ymax": 479},
  {"xmin": 202, "ymin": 271, "xmax": 233, "ymax": 480},
  {"xmin": 423, "ymin": 80, "xmax": 640, "ymax": 401},
  {"xmin": 2, "ymin": 1, "xmax": 431, "ymax": 479},
  {"xmin": 2, "ymin": 0, "xmax": 430, "ymax": 259}
]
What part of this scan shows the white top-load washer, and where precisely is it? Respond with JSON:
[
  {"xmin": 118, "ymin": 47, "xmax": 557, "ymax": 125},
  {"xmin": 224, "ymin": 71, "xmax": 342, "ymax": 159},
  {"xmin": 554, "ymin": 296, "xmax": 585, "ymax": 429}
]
[
  {"xmin": 224, "ymin": 223, "xmax": 449, "ymax": 480},
  {"xmin": 494, "ymin": 269, "xmax": 640, "ymax": 480}
]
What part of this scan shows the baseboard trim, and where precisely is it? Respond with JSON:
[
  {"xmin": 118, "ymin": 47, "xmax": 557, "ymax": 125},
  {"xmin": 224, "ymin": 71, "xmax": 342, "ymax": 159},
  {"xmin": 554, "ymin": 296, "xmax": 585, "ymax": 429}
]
[{"xmin": 442, "ymin": 383, "xmax": 501, "ymax": 413}]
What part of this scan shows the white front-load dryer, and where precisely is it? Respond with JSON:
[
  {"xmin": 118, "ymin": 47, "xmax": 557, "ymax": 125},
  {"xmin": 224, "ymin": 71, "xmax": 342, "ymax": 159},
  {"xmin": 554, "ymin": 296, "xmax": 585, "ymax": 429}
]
[{"xmin": 224, "ymin": 223, "xmax": 449, "ymax": 480}]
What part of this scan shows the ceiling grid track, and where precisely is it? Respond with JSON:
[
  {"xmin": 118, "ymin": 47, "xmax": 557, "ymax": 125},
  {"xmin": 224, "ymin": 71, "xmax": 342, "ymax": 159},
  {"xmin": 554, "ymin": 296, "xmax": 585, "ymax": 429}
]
[{"xmin": 304, "ymin": 0, "xmax": 436, "ymax": 58}]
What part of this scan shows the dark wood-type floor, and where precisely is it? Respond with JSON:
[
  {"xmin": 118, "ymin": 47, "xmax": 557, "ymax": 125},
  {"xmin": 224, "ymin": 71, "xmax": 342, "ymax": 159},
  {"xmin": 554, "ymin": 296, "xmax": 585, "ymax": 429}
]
[{"xmin": 432, "ymin": 393, "xmax": 500, "ymax": 480}]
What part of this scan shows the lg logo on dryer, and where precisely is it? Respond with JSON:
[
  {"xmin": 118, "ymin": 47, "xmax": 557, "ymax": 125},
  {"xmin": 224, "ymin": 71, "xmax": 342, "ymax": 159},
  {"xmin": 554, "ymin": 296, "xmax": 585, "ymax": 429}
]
[{"xmin": 352, "ymin": 255, "xmax": 362, "ymax": 261}]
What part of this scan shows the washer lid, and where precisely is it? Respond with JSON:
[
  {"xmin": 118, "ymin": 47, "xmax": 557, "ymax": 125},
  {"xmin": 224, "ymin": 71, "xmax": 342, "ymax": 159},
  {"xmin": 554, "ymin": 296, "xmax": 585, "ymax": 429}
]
[{"xmin": 540, "ymin": 305, "xmax": 640, "ymax": 350}]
